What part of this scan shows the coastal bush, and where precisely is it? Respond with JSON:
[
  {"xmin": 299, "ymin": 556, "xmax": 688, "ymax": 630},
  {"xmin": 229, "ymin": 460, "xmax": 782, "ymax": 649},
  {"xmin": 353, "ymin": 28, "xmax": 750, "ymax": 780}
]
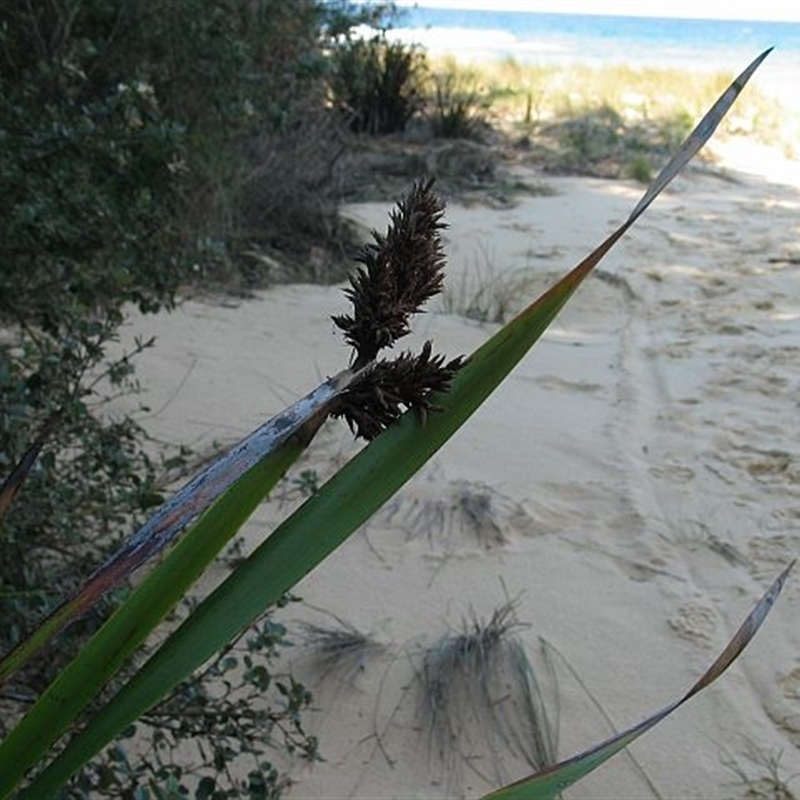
[
  {"xmin": 123, "ymin": 0, "xmax": 354, "ymax": 285},
  {"xmin": 0, "ymin": 0, "xmax": 371, "ymax": 793},
  {"xmin": 532, "ymin": 103, "xmax": 707, "ymax": 178},
  {"xmin": 328, "ymin": 33, "xmax": 426, "ymax": 134},
  {"xmin": 64, "ymin": 610, "xmax": 317, "ymax": 799},
  {"xmin": 483, "ymin": 60, "xmax": 782, "ymax": 136},
  {"xmin": 0, "ymin": 0, "xmax": 379, "ymax": 645},
  {"xmin": 557, "ymin": 103, "xmax": 624, "ymax": 168},
  {"xmin": 430, "ymin": 65, "xmax": 492, "ymax": 140},
  {"xmin": 0, "ymin": 0, "xmax": 188, "ymax": 691},
  {"xmin": 460, "ymin": 58, "xmax": 792, "ymax": 175}
]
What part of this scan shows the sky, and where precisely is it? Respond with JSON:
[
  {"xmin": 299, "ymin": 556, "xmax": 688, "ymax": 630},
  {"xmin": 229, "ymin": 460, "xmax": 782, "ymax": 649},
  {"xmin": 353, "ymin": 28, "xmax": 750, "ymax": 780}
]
[{"xmin": 393, "ymin": 0, "xmax": 800, "ymax": 23}]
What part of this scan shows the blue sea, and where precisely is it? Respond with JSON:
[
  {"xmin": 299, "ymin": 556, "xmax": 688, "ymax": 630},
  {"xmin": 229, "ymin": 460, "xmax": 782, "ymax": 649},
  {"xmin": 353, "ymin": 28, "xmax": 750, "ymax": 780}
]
[{"xmin": 390, "ymin": 7, "xmax": 800, "ymax": 104}]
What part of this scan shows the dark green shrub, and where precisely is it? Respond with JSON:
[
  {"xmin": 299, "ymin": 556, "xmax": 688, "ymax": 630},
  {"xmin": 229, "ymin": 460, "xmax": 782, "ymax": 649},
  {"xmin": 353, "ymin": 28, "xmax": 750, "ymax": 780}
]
[
  {"xmin": 0, "ymin": 0, "xmax": 353, "ymax": 293},
  {"xmin": 60, "ymin": 612, "xmax": 317, "ymax": 799},
  {"xmin": 431, "ymin": 70, "xmax": 491, "ymax": 140},
  {"xmin": 0, "ymin": 28, "xmax": 187, "ymax": 328},
  {"xmin": 328, "ymin": 33, "xmax": 426, "ymax": 135},
  {"xmin": 0, "ymin": 329, "xmax": 159, "ymax": 695},
  {"xmin": 0, "ymin": 1, "xmax": 189, "ymax": 685},
  {"xmin": 0, "ymin": 0, "xmax": 366, "ymax": 794},
  {"xmin": 560, "ymin": 103, "xmax": 624, "ymax": 166}
]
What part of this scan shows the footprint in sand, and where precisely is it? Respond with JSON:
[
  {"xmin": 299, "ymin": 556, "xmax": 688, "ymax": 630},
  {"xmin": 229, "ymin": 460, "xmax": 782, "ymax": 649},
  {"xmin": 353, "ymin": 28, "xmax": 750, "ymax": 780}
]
[
  {"xmin": 747, "ymin": 535, "xmax": 797, "ymax": 583},
  {"xmin": 745, "ymin": 450, "xmax": 795, "ymax": 482},
  {"xmin": 534, "ymin": 374, "xmax": 603, "ymax": 394},
  {"xmin": 776, "ymin": 667, "xmax": 800, "ymax": 742},
  {"xmin": 668, "ymin": 602, "xmax": 718, "ymax": 647},
  {"xmin": 649, "ymin": 463, "xmax": 695, "ymax": 484}
]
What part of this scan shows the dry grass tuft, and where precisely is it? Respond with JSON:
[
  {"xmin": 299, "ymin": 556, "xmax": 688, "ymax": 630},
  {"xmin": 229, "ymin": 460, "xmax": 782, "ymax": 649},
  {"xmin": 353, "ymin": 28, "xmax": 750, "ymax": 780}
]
[
  {"xmin": 298, "ymin": 618, "xmax": 385, "ymax": 688},
  {"xmin": 721, "ymin": 739, "xmax": 799, "ymax": 800},
  {"xmin": 379, "ymin": 472, "xmax": 536, "ymax": 550},
  {"xmin": 416, "ymin": 601, "xmax": 559, "ymax": 788}
]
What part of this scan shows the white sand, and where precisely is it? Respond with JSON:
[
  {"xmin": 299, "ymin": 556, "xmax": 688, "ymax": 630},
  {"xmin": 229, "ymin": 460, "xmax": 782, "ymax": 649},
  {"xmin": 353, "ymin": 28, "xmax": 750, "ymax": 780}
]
[{"xmin": 111, "ymin": 143, "xmax": 800, "ymax": 798}]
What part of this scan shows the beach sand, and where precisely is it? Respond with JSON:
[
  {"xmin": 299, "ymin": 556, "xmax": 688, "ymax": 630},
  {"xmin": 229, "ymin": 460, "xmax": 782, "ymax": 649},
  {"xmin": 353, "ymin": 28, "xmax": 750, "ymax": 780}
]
[{"xmin": 111, "ymin": 138, "xmax": 800, "ymax": 798}]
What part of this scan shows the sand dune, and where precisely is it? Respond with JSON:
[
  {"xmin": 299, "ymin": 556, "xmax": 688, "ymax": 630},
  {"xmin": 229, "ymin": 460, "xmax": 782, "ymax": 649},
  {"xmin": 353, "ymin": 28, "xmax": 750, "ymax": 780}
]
[{"xmin": 114, "ymin": 144, "xmax": 800, "ymax": 798}]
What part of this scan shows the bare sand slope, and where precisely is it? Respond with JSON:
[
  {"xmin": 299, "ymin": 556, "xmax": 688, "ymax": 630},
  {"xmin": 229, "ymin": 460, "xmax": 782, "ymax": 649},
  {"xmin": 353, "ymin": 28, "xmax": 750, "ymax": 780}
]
[{"xmin": 113, "ymin": 147, "xmax": 800, "ymax": 799}]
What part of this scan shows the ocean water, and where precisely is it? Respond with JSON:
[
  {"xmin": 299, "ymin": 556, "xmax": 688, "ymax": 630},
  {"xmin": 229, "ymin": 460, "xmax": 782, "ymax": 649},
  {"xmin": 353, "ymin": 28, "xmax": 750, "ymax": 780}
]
[{"xmin": 390, "ymin": 7, "xmax": 800, "ymax": 104}]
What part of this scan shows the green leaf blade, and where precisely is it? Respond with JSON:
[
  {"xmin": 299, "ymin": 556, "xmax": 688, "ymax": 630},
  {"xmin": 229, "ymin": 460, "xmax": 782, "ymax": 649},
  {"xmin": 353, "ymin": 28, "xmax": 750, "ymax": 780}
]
[
  {"xmin": 0, "ymin": 435, "xmax": 304, "ymax": 799},
  {"xmin": 0, "ymin": 366, "xmax": 358, "ymax": 687}
]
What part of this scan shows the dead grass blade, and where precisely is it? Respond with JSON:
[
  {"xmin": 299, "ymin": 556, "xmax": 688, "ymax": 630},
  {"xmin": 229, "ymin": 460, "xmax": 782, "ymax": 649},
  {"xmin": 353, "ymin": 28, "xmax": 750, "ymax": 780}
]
[
  {"xmin": 0, "ymin": 366, "xmax": 362, "ymax": 685},
  {"xmin": 0, "ymin": 414, "xmax": 62, "ymax": 524},
  {"xmin": 484, "ymin": 561, "xmax": 795, "ymax": 799},
  {"xmin": 628, "ymin": 48, "xmax": 772, "ymax": 223}
]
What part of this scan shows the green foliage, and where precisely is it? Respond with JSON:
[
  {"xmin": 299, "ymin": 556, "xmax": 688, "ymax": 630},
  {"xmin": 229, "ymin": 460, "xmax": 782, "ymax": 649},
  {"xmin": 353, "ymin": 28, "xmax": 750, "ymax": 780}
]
[
  {"xmin": 0, "ymin": 20, "xmax": 187, "ymax": 328},
  {"xmin": 0, "ymin": 0, "xmax": 367, "ymax": 661},
  {"xmin": 144, "ymin": 0, "xmax": 349, "ymax": 268},
  {"xmin": 0, "ymin": 0, "xmax": 180, "ymax": 672},
  {"xmin": 533, "ymin": 103, "xmax": 702, "ymax": 178},
  {"xmin": 60, "ymin": 613, "xmax": 317, "ymax": 799},
  {"xmin": 559, "ymin": 103, "xmax": 624, "ymax": 167},
  {"xmin": 0, "ymin": 329, "xmax": 159, "ymax": 694},
  {"xmin": 328, "ymin": 33, "xmax": 426, "ymax": 134},
  {"xmin": 0, "ymin": 0, "xmax": 357, "ymax": 293},
  {"xmin": 430, "ymin": 68, "xmax": 491, "ymax": 140},
  {"xmin": 0, "ymin": 0, "xmax": 371, "ymax": 793},
  {"xmin": 625, "ymin": 154, "xmax": 654, "ymax": 183}
]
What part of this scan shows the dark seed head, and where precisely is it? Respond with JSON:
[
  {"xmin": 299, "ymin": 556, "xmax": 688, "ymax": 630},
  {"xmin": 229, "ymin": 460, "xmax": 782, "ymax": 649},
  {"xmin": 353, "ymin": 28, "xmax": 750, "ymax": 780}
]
[{"xmin": 332, "ymin": 178, "xmax": 447, "ymax": 368}]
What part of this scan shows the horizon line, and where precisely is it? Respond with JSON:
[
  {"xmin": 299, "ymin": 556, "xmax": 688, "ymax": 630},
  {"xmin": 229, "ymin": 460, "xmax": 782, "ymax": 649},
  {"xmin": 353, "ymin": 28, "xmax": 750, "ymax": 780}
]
[{"xmin": 390, "ymin": 1, "xmax": 800, "ymax": 24}]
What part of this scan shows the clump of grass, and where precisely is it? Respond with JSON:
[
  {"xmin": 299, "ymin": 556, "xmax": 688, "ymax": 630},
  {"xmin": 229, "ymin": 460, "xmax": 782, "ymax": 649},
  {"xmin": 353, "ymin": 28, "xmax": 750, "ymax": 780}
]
[
  {"xmin": 440, "ymin": 244, "xmax": 539, "ymax": 324},
  {"xmin": 626, "ymin": 154, "xmax": 654, "ymax": 184},
  {"xmin": 484, "ymin": 60, "xmax": 787, "ymax": 137},
  {"xmin": 429, "ymin": 61, "xmax": 491, "ymax": 140},
  {"xmin": 721, "ymin": 740, "xmax": 799, "ymax": 800},
  {"xmin": 328, "ymin": 34, "xmax": 425, "ymax": 135},
  {"xmin": 437, "ymin": 57, "xmax": 796, "ymax": 174},
  {"xmin": 417, "ymin": 602, "xmax": 559, "ymax": 788},
  {"xmin": 559, "ymin": 103, "xmax": 623, "ymax": 164},
  {"xmin": 298, "ymin": 618, "xmax": 384, "ymax": 687},
  {"xmin": 535, "ymin": 103, "xmax": 695, "ymax": 177},
  {"xmin": 442, "ymin": 267, "xmax": 530, "ymax": 324},
  {"xmin": 379, "ymin": 473, "xmax": 534, "ymax": 550}
]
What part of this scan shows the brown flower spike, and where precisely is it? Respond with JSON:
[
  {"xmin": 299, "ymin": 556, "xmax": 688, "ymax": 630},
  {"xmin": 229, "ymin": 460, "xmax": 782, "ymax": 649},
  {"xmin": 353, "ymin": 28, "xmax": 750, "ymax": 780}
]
[
  {"xmin": 333, "ymin": 178, "xmax": 449, "ymax": 368},
  {"xmin": 332, "ymin": 179, "xmax": 466, "ymax": 440}
]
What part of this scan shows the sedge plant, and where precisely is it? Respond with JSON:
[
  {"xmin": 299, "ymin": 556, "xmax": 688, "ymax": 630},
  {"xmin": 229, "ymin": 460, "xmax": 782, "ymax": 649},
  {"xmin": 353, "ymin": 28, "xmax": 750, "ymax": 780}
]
[{"xmin": 0, "ymin": 49, "xmax": 793, "ymax": 799}]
